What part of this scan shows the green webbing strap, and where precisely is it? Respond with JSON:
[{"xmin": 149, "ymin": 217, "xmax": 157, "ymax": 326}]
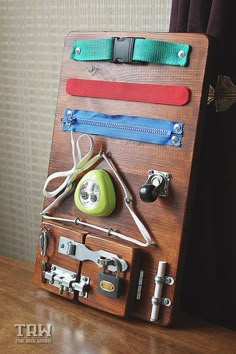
[
  {"xmin": 133, "ymin": 39, "xmax": 189, "ymax": 66},
  {"xmin": 71, "ymin": 37, "xmax": 190, "ymax": 66},
  {"xmin": 71, "ymin": 38, "xmax": 114, "ymax": 61}
]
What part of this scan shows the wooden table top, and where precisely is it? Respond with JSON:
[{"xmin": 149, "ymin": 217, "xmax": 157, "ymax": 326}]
[{"xmin": 1, "ymin": 256, "xmax": 236, "ymax": 354}]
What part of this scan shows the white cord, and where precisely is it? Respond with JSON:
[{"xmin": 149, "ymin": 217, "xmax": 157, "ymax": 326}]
[
  {"xmin": 101, "ymin": 152, "xmax": 153, "ymax": 247},
  {"xmin": 42, "ymin": 132, "xmax": 101, "ymax": 214},
  {"xmin": 41, "ymin": 133, "xmax": 154, "ymax": 247},
  {"xmin": 42, "ymin": 214, "xmax": 153, "ymax": 247}
]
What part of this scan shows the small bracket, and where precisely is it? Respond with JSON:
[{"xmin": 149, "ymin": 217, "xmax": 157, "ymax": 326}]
[
  {"xmin": 58, "ymin": 237, "xmax": 128, "ymax": 272},
  {"xmin": 155, "ymin": 275, "xmax": 175, "ymax": 286},
  {"xmin": 152, "ymin": 296, "xmax": 172, "ymax": 307},
  {"xmin": 44, "ymin": 264, "xmax": 89, "ymax": 298},
  {"xmin": 73, "ymin": 276, "xmax": 90, "ymax": 298}
]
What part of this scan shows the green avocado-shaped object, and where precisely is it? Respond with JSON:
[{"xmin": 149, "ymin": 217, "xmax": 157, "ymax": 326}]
[{"xmin": 74, "ymin": 169, "xmax": 116, "ymax": 216}]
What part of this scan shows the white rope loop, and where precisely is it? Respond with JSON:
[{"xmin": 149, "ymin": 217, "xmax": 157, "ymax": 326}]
[
  {"xmin": 43, "ymin": 132, "xmax": 99, "ymax": 198},
  {"xmin": 41, "ymin": 133, "xmax": 154, "ymax": 247}
]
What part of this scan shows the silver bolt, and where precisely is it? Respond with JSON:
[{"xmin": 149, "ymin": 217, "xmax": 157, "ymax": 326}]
[
  {"xmin": 171, "ymin": 135, "xmax": 179, "ymax": 145},
  {"xmin": 66, "ymin": 109, "xmax": 73, "ymax": 117},
  {"xmin": 178, "ymin": 50, "xmax": 185, "ymax": 59},
  {"xmin": 164, "ymin": 298, "xmax": 171, "ymax": 306},
  {"xmin": 60, "ymin": 244, "xmax": 65, "ymax": 249},
  {"xmin": 75, "ymin": 47, "xmax": 81, "ymax": 55},
  {"xmin": 51, "ymin": 266, "xmax": 56, "ymax": 271},
  {"xmin": 173, "ymin": 123, "xmax": 181, "ymax": 133}
]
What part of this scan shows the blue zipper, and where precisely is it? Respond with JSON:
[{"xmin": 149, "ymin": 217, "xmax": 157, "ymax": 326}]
[{"xmin": 62, "ymin": 109, "xmax": 184, "ymax": 147}]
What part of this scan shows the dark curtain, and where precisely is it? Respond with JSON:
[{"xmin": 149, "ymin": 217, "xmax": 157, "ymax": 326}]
[{"xmin": 170, "ymin": 0, "xmax": 236, "ymax": 329}]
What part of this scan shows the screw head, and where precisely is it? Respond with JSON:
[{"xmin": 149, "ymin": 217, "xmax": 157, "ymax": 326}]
[
  {"xmin": 173, "ymin": 123, "xmax": 181, "ymax": 133},
  {"xmin": 75, "ymin": 47, "xmax": 81, "ymax": 55},
  {"xmin": 178, "ymin": 50, "xmax": 185, "ymax": 59},
  {"xmin": 66, "ymin": 109, "xmax": 73, "ymax": 117},
  {"xmin": 164, "ymin": 298, "xmax": 171, "ymax": 306},
  {"xmin": 171, "ymin": 135, "xmax": 179, "ymax": 145},
  {"xmin": 148, "ymin": 170, "xmax": 154, "ymax": 175}
]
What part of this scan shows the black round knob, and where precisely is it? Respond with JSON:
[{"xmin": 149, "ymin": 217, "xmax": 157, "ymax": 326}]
[{"xmin": 139, "ymin": 184, "xmax": 160, "ymax": 203}]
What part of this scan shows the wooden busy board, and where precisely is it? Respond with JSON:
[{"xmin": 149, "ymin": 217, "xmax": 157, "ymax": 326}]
[{"xmin": 34, "ymin": 32, "xmax": 211, "ymax": 326}]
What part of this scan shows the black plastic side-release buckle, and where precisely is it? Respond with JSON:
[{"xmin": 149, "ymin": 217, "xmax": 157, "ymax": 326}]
[{"xmin": 111, "ymin": 37, "xmax": 143, "ymax": 64}]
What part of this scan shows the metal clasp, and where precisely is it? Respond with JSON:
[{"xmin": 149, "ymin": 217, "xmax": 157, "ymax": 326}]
[{"xmin": 58, "ymin": 236, "xmax": 128, "ymax": 272}]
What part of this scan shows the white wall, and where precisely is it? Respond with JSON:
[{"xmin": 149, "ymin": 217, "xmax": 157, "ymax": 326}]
[{"xmin": 0, "ymin": 0, "xmax": 172, "ymax": 262}]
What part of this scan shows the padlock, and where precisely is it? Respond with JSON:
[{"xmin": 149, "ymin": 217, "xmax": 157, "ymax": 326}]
[{"xmin": 97, "ymin": 257, "xmax": 122, "ymax": 298}]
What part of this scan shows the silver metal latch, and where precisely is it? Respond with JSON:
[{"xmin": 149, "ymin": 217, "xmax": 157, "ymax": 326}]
[
  {"xmin": 58, "ymin": 237, "xmax": 128, "ymax": 272},
  {"xmin": 44, "ymin": 264, "xmax": 89, "ymax": 298}
]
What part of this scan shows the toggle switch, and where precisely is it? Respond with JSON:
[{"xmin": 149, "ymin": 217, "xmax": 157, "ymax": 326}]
[{"xmin": 139, "ymin": 170, "xmax": 171, "ymax": 203}]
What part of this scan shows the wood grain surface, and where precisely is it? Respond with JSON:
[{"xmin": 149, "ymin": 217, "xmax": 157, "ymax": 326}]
[
  {"xmin": 79, "ymin": 234, "xmax": 139, "ymax": 317},
  {"xmin": 2, "ymin": 256, "xmax": 236, "ymax": 354},
  {"xmin": 37, "ymin": 32, "xmax": 211, "ymax": 326}
]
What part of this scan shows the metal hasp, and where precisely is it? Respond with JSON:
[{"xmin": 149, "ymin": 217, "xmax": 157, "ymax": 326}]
[
  {"xmin": 58, "ymin": 236, "xmax": 128, "ymax": 272},
  {"xmin": 44, "ymin": 264, "xmax": 90, "ymax": 298},
  {"xmin": 150, "ymin": 261, "xmax": 174, "ymax": 322},
  {"xmin": 139, "ymin": 170, "xmax": 171, "ymax": 203}
]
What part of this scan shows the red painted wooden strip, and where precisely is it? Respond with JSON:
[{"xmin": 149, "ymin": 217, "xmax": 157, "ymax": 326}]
[{"xmin": 66, "ymin": 78, "xmax": 191, "ymax": 106}]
